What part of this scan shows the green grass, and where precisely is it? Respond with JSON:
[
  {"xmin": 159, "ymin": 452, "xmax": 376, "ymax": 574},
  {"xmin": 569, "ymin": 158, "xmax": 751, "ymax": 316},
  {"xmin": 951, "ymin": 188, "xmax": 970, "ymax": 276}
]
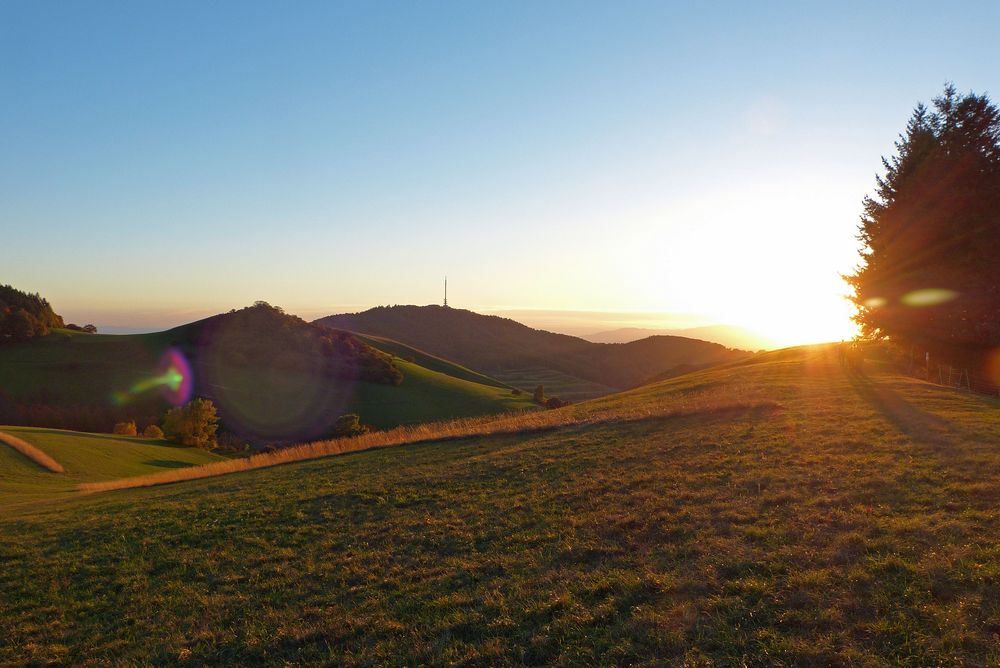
[
  {"xmin": 1, "ymin": 346, "xmax": 999, "ymax": 665},
  {"xmin": 0, "ymin": 329, "xmax": 165, "ymax": 404},
  {"xmin": 351, "ymin": 361, "xmax": 536, "ymax": 428},
  {"xmin": 357, "ymin": 334, "xmax": 512, "ymax": 389},
  {"xmin": 491, "ymin": 366, "xmax": 618, "ymax": 402},
  {"xmin": 0, "ymin": 426, "xmax": 224, "ymax": 508}
]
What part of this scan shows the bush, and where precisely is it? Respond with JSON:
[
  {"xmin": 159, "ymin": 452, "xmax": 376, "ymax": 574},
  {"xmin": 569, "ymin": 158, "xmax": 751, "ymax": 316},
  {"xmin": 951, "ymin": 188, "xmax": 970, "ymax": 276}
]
[
  {"xmin": 331, "ymin": 413, "xmax": 369, "ymax": 438},
  {"xmin": 545, "ymin": 397, "xmax": 569, "ymax": 409},
  {"xmin": 511, "ymin": 388, "xmax": 522, "ymax": 396},
  {"xmin": 162, "ymin": 398, "xmax": 219, "ymax": 449},
  {"xmin": 142, "ymin": 424, "xmax": 164, "ymax": 439},
  {"xmin": 215, "ymin": 432, "xmax": 248, "ymax": 454},
  {"xmin": 113, "ymin": 421, "xmax": 137, "ymax": 436}
]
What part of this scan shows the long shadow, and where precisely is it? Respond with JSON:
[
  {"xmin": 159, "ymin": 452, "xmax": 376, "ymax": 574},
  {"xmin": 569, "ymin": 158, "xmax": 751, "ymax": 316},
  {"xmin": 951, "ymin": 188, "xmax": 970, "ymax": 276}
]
[{"xmin": 845, "ymin": 370, "xmax": 955, "ymax": 446}]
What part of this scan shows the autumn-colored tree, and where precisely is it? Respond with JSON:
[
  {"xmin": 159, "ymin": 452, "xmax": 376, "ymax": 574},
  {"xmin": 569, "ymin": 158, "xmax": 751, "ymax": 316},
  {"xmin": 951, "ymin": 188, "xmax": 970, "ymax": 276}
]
[
  {"xmin": 162, "ymin": 398, "xmax": 219, "ymax": 449},
  {"xmin": 113, "ymin": 421, "xmax": 137, "ymax": 436}
]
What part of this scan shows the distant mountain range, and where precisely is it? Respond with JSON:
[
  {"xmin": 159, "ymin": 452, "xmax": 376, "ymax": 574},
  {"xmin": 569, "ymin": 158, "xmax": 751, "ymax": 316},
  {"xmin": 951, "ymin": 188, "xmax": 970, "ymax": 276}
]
[
  {"xmin": 316, "ymin": 305, "xmax": 749, "ymax": 400},
  {"xmin": 582, "ymin": 325, "xmax": 776, "ymax": 351}
]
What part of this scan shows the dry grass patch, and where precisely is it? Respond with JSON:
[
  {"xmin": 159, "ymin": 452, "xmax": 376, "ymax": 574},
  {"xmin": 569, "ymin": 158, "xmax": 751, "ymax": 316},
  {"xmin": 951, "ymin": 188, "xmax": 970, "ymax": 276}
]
[{"xmin": 0, "ymin": 430, "xmax": 65, "ymax": 473}]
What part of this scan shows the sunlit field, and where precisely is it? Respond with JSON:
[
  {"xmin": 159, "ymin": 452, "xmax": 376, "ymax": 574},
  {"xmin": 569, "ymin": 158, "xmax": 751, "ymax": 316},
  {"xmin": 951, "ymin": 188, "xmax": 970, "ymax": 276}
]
[{"xmin": 3, "ymin": 346, "xmax": 999, "ymax": 665}]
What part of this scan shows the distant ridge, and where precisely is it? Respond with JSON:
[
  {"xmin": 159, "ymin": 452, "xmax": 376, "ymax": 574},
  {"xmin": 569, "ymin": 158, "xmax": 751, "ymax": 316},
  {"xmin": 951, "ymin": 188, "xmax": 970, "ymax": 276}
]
[
  {"xmin": 316, "ymin": 305, "xmax": 749, "ymax": 398},
  {"xmin": 583, "ymin": 325, "xmax": 775, "ymax": 350}
]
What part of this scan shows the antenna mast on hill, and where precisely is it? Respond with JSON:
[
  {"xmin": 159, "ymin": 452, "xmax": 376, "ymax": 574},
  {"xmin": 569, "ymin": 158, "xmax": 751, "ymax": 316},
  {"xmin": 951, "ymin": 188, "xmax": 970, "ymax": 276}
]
[{"xmin": 443, "ymin": 276, "xmax": 448, "ymax": 307}]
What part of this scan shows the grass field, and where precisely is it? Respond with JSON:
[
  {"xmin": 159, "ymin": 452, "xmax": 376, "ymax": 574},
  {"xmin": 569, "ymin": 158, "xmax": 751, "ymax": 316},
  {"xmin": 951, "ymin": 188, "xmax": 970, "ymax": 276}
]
[
  {"xmin": 2, "ymin": 346, "xmax": 999, "ymax": 665},
  {"xmin": 357, "ymin": 334, "xmax": 512, "ymax": 390},
  {"xmin": 491, "ymin": 366, "xmax": 618, "ymax": 402},
  {"xmin": 0, "ymin": 426, "xmax": 224, "ymax": 508}
]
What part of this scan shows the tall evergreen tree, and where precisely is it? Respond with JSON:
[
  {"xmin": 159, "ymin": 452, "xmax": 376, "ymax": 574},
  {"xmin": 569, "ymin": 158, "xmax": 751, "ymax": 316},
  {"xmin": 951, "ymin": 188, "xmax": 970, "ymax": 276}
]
[{"xmin": 847, "ymin": 85, "xmax": 1000, "ymax": 363}]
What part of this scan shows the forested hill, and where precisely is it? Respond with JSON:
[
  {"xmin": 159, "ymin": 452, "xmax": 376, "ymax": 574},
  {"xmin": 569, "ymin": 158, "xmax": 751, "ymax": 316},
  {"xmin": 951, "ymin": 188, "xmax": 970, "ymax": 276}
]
[{"xmin": 316, "ymin": 305, "xmax": 748, "ymax": 393}]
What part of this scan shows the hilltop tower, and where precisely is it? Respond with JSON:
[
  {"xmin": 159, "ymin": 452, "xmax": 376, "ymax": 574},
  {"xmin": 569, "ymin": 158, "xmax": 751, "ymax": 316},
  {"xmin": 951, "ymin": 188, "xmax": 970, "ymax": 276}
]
[{"xmin": 443, "ymin": 276, "xmax": 448, "ymax": 307}]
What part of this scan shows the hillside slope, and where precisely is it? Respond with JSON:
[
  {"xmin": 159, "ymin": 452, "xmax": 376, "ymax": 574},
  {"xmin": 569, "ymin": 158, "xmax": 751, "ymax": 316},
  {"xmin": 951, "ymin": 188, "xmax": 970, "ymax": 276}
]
[
  {"xmin": 317, "ymin": 305, "xmax": 747, "ymax": 399},
  {"xmin": 0, "ymin": 426, "xmax": 224, "ymax": 507},
  {"xmin": 2, "ymin": 346, "xmax": 999, "ymax": 664},
  {"xmin": 0, "ymin": 304, "xmax": 535, "ymax": 441}
]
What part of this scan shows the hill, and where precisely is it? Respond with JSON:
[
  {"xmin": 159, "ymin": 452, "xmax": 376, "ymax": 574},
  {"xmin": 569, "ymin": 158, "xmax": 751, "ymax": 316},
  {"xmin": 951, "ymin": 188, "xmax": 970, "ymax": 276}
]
[
  {"xmin": 316, "ymin": 305, "xmax": 748, "ymax": 400},
  {"xmin": 1, "ymin": 346, "xmax": 998, "ymax": 664},
  {"xmin": 0, "ymin": 304, "xmax": 535, "ymax": 441},
  {"xmin": 584, "ymin": 324, "xmax": 776, "ymax": 350}
]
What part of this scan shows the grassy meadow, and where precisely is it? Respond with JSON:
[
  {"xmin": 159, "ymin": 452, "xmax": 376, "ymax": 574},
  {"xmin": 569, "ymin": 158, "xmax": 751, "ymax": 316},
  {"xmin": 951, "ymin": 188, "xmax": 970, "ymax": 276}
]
[
  {"xmin": 0, "ymin": 426, "xmax": 225, "ymax": 508},
  {"xmin": 1, "ymin": 346, "xmax": 999, "ymax": 665}
]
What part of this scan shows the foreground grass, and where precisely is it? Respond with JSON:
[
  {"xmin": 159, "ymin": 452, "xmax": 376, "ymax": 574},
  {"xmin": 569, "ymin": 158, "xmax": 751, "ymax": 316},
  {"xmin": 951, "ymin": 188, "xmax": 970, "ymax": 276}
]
[{"xmin": 2, "ymin": 346, "xmax": 999, "ymax": 665}]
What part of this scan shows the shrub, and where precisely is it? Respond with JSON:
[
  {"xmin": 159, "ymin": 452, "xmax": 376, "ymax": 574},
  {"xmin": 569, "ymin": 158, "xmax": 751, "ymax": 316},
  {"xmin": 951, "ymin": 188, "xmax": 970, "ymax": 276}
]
[
  {"xmin": 545, "ymin": 397, "xmax": 569, "ymax": 409},
  {"xmin": 331, "ymin": 413, "xmax": 369, "ymax": 438},
  {"xmin": 162, "ymin": 398, "xmax": 219, "ymax": 449},
  {"xmin": 215, "ymin": 432, "xmax": 248, "ymax": 454},
  {"xmin": 113, "ymin": 421, "xmax": 137, "ymax": 436},
  {"xmin": 142, "ymin": 424, "xmax": 164, "ymax": 439},
  {"xmin": 511, "ymin": 388, "xmax": 522, "ymax": 396}
]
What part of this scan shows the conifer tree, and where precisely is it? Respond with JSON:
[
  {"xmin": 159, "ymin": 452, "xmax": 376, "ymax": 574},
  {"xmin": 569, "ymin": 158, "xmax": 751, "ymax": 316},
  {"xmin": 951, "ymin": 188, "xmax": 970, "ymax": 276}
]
[{"xmin": 847, "ymin": 85, "xmax": 1000, "ymax": 362}]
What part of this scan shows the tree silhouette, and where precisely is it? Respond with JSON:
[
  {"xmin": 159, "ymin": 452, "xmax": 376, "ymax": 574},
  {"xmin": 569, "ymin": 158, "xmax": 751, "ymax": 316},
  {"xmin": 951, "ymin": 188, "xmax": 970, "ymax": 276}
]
[{"xmin": 847, "ymin": 84, "xmax": 1000, "ymax": 364}]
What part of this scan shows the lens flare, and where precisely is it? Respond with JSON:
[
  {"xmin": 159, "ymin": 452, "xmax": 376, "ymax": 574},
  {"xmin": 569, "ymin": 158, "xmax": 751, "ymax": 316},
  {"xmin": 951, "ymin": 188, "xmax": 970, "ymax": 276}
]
[
  {"xmin": 863, "ymin": 297, "xmax": 887, "ymax": 308},
  {"xmin": 112, "ymin": 348, "xmax": 193, "ymax": 406},
  {"xmin": 900, "ymin": 289, "xmax": 959, "ymax": 307}
]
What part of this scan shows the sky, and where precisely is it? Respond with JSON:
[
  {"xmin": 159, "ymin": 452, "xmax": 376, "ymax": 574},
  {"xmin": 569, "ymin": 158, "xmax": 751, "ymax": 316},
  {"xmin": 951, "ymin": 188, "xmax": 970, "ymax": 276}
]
[{"xmin": 3, "ymin": 1, "xmax": 998, "ymax": 346}]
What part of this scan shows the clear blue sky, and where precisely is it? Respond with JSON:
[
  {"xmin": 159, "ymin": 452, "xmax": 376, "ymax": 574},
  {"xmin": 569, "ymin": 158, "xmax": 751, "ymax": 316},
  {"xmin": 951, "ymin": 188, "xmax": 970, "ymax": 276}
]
[{"xmin": 3, "ymin": 1, "xmax": 998, "ymax": 343}]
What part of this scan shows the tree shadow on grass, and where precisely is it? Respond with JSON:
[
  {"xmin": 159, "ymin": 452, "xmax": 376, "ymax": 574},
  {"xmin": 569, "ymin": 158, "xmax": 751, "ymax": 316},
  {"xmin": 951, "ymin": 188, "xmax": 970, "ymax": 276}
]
[{"xmin": 846, "ymin": 371, "xmax": 955, "ymax": 446}]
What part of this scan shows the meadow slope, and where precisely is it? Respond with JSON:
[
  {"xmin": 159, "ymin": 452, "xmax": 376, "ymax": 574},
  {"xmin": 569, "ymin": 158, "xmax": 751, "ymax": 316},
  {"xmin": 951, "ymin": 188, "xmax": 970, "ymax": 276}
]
[
  {"xmin": 2, "ymin": 346, "xmax": 999, "ymax": 666},
  {"xmin": 0, "ymin": 426, "xmax": 225, "ymax": 508}
]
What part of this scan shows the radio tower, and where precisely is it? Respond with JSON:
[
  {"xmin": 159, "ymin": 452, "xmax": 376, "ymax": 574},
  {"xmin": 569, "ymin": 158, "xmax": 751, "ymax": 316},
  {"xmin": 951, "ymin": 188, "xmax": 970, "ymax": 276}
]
[{"xmin": 443, "ymin": 276, "xmax": 448, "ymax": 307}]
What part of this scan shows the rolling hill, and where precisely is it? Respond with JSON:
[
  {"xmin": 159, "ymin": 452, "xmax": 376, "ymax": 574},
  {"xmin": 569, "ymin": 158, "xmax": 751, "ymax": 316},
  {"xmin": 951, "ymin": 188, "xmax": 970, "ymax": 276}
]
[
  {"xmin": 2, "ymin": 345, "xmax": 999, "ymax": 664},
  {"xmin": 316, "ymin": 305, "xmax": 748, "ymax": 400},
  {"xmin": 0, "ymin": 304, "xmax": 535, "ymax": 441}
]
